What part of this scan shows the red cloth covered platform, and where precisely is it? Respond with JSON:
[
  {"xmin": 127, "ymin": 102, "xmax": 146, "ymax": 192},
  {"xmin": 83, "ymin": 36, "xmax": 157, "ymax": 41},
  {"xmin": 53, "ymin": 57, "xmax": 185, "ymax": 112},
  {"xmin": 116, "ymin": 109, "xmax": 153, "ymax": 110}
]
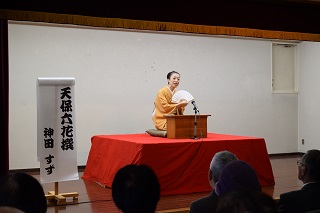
[{"xmin": 82, "ymin": 132, "xmax": 274, "ymax": 195}]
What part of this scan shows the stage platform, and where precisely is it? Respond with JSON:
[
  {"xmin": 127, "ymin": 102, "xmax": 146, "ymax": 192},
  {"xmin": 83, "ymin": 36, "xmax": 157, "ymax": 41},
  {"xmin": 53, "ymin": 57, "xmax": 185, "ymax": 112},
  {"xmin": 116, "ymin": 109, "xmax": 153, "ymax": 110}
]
[{"xmin": 82, "ymin": 132, "xmax": 275, "ymax": 195}]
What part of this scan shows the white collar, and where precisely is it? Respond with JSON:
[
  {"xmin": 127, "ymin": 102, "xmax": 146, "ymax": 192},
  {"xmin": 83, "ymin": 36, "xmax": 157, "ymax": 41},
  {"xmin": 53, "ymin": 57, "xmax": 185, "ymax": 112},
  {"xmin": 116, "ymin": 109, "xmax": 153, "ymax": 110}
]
[
  {"xmin": 167, "ymin": 86, "xmax": 174, "ymax": 94},
  {"xmin": 302, "ymin": 181, "xmax": 318, "ymax": 188}
]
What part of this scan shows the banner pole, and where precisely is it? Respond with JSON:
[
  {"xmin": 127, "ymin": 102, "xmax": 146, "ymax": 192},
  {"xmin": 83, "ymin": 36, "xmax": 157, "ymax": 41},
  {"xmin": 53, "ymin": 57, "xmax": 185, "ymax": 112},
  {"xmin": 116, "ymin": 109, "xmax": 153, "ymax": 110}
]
[{"xmin": 55, "ymin": 182, "xmax": 58, "ymax": 195}]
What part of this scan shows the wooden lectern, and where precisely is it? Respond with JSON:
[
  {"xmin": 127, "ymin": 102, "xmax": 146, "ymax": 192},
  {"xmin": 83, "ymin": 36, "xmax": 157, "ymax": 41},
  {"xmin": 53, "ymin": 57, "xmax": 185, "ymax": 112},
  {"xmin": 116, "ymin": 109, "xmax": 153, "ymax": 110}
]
[{"xmin": 165, "ymin": 114, "xmax": 211, "ymax": 139}]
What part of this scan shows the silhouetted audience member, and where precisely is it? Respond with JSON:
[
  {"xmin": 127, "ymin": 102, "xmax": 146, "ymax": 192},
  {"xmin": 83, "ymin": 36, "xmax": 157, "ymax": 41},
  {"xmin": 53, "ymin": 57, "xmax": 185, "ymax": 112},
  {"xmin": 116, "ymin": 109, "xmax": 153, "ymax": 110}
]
[
  {"xmin": 215, "ymin": 190, "xmax": 277, "ymax": 213},
  {"xmin": 0, "ymin": 206, "xmax": 25, "ymax": 213},
  {"xmin": 112, "ymin": 164, "xmax": 160, "ymax": 213},
  {"xmin": 189, "ymin": 150, "xmax": 237, "ymax": 213},
  {"xmin": 277, "ymin": 149, "xmax": 320, "ymax": 213},
  {"xmin": 215, "ymin": 160, "xmax": 261, "ymax": 196},
  {"xmin": 0, "ymin": 173, "xmax": 47, "ymax": 213}
]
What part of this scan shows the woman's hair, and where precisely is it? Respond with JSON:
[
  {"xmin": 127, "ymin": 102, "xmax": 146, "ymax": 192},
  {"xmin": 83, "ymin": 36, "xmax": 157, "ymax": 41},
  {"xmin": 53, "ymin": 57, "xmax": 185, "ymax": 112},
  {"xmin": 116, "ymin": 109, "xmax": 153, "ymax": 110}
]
[
  {"xmin": 166, "ymin": 71, "xmax": 180, "ymax": 80},
  {"xmin": 0, "ymin": 173, "xmax": 47, "ymax": 213},
  {"xmin": 112, "ymin": 164, "xmax": 160, "ymax": 213},
  {"xmin": 215, "ymin": 190, "xmax": 277, "ymax": 213},
  {"xmin": 215, "ymin": 160, "xmax": 261, "ymax": 196}
]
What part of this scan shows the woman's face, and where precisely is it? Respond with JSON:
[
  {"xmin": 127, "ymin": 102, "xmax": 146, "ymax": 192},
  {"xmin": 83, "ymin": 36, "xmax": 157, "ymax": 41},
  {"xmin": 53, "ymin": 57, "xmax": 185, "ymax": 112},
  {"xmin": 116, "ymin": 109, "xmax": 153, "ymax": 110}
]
[{"xmin": 167, "ymin": 73, "xmax": 180, "ymax": 89}]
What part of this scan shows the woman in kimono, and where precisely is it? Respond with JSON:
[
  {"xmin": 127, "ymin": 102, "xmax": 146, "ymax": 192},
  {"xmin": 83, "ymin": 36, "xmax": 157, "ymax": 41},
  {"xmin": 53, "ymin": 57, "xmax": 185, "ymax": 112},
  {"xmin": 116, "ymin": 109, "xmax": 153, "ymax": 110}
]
[{"xmin": 152, "ymin": 71, "xmax": 188, "ymax": 130}]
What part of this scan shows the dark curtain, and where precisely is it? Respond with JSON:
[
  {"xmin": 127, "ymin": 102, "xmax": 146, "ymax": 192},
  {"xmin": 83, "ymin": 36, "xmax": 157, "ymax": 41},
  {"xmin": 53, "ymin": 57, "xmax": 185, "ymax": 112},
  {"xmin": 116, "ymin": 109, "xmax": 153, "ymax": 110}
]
[{"xmin": 0, "ymin": 19, "xmax": 9, "ymax": 176}]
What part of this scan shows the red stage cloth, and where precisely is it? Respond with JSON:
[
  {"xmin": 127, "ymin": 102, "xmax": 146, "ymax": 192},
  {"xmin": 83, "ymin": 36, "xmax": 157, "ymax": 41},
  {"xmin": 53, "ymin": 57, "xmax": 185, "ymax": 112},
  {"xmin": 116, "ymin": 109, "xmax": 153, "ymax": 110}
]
[{"xmin": 82, "ymin": 132, "xmax": 274, "ymax": 195}]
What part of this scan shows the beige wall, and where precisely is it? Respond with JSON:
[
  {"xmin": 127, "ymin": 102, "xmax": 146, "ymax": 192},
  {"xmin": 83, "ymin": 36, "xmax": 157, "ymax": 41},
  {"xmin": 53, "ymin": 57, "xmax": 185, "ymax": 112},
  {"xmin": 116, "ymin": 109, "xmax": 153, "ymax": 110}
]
[{"xmin": 9, "ymin": 21, "xmax": 299, "ymax": 169}]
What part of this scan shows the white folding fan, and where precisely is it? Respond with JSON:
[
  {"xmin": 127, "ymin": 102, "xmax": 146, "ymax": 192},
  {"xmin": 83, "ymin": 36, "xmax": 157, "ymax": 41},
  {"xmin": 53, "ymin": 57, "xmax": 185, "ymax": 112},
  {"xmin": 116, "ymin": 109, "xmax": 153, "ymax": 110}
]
[{"xmin": 171, "ymin": 90, "xmax": 194, "ymax": 103}]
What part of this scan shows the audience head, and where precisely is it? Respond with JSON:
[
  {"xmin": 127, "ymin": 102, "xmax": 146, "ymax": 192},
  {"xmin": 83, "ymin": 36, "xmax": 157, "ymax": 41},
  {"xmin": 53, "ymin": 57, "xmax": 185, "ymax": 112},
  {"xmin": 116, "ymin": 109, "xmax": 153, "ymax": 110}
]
[
  {"xmin": 297, "ymin": 149, "xmax": 320, "ymax": 183},
  {"xmin": 112, "ymin": 164, "xmax": 160, "ymax": 213},
  {"xmin": 0, "ymin": 173, "xmax": 47, "ymax": 213},
  {"xmin": 215, "ymin": 190, "xmax": 277, "ymax": 213},
  {"xmin": 215, "ymin": 160, "xmax": 261, "ymax": 196},
  {"xmin": 209, "ymin": 150, "xmax": 238, "ymax": 188}
]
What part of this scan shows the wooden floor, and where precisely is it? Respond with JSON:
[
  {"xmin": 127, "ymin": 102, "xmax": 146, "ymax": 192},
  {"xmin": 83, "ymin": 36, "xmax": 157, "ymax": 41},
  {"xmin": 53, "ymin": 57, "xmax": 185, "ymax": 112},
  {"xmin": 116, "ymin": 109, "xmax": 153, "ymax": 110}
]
[{"xmin": 34, "ymin": 154, "xmax": 302, "ymax": 213}]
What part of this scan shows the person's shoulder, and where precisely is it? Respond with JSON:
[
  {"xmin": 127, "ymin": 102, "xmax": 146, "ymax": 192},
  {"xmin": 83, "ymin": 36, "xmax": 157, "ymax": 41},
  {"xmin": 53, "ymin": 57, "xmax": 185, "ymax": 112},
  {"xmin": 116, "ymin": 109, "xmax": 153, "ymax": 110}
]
[
  {"xmin": 281, "ymin": 183, "xmax": 320, "ymax": 197},
  {"xmin": 0, "ymin": 207, "xmax": 25, "ymax": 213},
  {"xmin": 302, "ymin": 182, "xmax": 320, "ymax": 190},
  {"xmin": 191, "ymin": 196, "xmax": 209, "ymax": 206},
  {"xmin": 157, "ymin": 86, "xmax": 167, "ymax": 92},
  {"xmin": 278, "ymin": 187, "xmax": 320, "ymax": 213},
  {"xmin": 190, "ymin": 192, "xmax": 218, "ymax": 213},
  {"xmin": 158, "ymin": 86, "xmax": 171, "ymax": 95},
  {"xmin": 279, "ymin": 186, "xmax": 320, "ymax": 202},
  {"xmin": 280, "ymin": 189, "xmax": 301, "ymax": 199},
  {"xmin": 191, "ymin": 192, "xmax": 218, "ymax": 207}
]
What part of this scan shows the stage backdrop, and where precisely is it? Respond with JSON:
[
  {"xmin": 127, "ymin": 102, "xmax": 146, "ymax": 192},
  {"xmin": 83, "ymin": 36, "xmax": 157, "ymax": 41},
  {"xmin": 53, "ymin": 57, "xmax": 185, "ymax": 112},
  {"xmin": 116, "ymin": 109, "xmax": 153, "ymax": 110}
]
[{"xmin": 8, "ymin": 21, "xmax": 302, "ymax": 169}]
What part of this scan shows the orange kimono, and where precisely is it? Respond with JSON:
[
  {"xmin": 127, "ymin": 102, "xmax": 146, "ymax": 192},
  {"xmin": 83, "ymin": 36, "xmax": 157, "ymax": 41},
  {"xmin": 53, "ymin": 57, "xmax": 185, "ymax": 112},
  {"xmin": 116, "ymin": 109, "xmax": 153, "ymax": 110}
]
[{"xmin": 152, "ymin": 86, "xmax": 184, "ymax": 130}]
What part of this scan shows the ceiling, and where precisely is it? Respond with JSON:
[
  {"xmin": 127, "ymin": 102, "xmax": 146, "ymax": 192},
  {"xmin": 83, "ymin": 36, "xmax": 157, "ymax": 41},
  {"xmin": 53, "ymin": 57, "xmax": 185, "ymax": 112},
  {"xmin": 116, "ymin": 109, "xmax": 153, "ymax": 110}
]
[{"xmin": 1, "ymin": 0, "xmax": 320, "ymax": 34}]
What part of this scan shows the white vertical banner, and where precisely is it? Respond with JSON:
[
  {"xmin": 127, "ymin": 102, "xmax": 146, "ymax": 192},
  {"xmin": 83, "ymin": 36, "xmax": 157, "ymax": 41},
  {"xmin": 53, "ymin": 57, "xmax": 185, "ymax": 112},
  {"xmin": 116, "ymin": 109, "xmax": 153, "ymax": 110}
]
[{"xmin": 37, "ymin": 77, "xmax": 79, "ymax": 183}]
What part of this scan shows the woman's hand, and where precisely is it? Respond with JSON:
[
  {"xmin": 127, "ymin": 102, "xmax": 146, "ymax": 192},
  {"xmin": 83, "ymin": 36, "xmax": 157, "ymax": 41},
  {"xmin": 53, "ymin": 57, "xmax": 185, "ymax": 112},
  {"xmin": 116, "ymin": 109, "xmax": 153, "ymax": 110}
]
[{"xmin": 176, "ymin": 100, "xmax": 188, "ymax": 108}]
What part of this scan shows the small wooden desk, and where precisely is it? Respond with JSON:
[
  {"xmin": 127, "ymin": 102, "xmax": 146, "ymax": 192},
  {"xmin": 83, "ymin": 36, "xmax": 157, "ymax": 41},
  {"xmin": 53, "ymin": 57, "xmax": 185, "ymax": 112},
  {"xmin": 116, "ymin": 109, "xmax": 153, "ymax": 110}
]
[{"xmin": 165, "ymin": 114, "xmax": 211, "ymax": 139}]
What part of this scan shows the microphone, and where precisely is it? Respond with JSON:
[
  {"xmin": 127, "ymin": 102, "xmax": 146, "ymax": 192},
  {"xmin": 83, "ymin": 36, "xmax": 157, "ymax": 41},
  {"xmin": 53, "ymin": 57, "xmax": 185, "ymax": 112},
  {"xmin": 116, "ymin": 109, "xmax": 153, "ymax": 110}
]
[{"xmin": 191, "ymin": 100, "xmax": 199, "ymax": 112}]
